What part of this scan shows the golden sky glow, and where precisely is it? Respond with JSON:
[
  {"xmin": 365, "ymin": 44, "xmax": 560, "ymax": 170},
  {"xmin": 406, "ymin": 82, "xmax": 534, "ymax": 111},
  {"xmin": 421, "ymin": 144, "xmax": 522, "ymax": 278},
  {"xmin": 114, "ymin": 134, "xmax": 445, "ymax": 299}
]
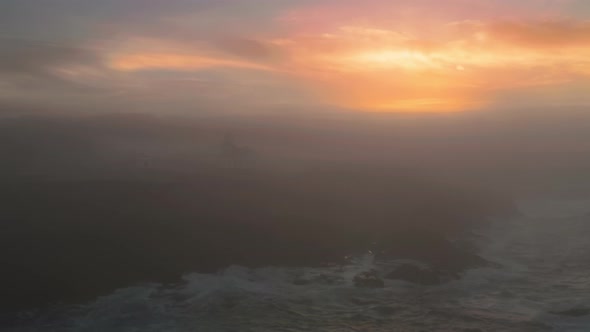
[
  {"xmin": 269, "ymin": 17, "xmax": 590, "ymax": 111},
  {"xmin": 3, "ymin": 0, "xmax": 590, "ymax": 113},
  {"xmin": 110, "ymin": 53, "xmax": 272, "ymax": 72}
]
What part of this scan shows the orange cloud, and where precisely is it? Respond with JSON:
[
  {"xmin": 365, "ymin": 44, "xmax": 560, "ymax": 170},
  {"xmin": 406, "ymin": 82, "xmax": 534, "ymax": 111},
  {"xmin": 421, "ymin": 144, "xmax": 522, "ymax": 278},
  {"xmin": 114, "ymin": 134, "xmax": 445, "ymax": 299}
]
[
  {"xmin": 110, "ymin": 53, "xmax": 272, "ymax": 72},
  {"xmin": 101, "ymin": 9, "xmax": 590, "ymax": 112},
  {"xmin": 487, "ymin": 20, "xmax": 590, "ymax": 48},
  {"xmin": 103, "ymin": 36, "xmax": 276, "ymax": 72},
  {"xmin": 269, "ymin": 16, "xmax": 590, "ymax": 112}
]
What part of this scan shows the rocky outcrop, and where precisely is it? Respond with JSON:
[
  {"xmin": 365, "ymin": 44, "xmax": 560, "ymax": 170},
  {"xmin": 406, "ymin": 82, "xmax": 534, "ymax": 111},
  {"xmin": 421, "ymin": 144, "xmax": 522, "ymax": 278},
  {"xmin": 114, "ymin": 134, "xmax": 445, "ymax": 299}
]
[
  {"xmin": 353, "ymin": 270, "xmax": 385, "ymax": 288},
  {"xmin": 385, "ymin": 264, "xmax": 447, "ymax": 285},
  {"xmin": 0, "ymin": 168, "xmax": 510, "ymax": 312},
  {"xmin": 375, "ymin": 230, "xmax": 488, "ymax": 278},
  {"xmin": 293, "ymin": 273, "xmax": 343, "ymax": 286}
]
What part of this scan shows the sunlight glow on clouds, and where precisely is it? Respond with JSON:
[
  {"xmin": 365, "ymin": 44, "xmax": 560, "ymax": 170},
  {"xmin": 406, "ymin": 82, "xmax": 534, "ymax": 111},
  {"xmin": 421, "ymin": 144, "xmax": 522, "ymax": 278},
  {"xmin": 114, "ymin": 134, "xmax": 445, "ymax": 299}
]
[
  {"xmin": 110, "ymin": 53, "xmax": 273, "ymax": 72},
  {"xmin": 2, "ymin": 0, "xmax": 590, "ymax": 113},
  {"xmin": 272, "ymin": 17, "xmax": 590, "ymax": 111}
]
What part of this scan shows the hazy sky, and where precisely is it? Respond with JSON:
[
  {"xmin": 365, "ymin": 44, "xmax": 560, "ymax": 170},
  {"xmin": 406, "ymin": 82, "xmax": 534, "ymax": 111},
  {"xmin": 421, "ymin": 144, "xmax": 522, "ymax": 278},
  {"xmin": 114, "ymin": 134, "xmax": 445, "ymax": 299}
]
[{"xmin": 1, "ymin": 0, "xmax": 590, "ymax": 113}]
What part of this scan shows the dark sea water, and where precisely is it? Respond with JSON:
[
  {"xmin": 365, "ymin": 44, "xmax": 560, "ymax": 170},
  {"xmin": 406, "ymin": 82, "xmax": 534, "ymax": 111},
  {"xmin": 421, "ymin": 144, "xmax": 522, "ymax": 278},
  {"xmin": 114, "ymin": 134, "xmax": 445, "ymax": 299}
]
[{"xmin": 6, "ymin": 197, "xmax": 590, "ymax": 332}]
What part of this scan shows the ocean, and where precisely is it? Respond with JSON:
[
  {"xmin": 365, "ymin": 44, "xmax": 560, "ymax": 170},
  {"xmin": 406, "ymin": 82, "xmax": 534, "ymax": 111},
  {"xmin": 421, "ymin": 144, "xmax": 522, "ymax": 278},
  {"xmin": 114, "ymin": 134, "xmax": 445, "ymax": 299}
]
[{"xmin": 5, "ymin": 196, "xmax": 590, "ymax": 332}]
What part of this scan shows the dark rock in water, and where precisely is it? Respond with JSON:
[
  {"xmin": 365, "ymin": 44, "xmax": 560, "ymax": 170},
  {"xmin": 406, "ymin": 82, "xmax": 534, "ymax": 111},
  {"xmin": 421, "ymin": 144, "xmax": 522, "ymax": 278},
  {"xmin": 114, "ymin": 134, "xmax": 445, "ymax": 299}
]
[
  {"xmin": 374, "ymin": 230, "xmax": 487, "ymax": 274},
  {"xmin": 0, "ymin": 164, "xmax": 508, "ymax": 312},
  {"xmin": 550, "ymin": 307, "xmax": 590, "ymax": 317},
  {"xmin": 385, "ymin": 264, "xmax": 449, "ymax": 285},
  {"xmin": 293, "ymin": 273, "xmax": 343, "ymax": 286},
  {"xmin": 353, "ymin": 270, "xmax": 385, "ymax": 288}
]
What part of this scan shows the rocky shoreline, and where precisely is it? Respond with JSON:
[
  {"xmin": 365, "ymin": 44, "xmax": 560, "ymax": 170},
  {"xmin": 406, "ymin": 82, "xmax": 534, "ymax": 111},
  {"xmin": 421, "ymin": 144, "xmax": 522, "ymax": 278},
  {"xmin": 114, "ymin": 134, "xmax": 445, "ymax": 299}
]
[{"xmin": 0, "ymin": 168, "xmax": 517, "ymax": 313}]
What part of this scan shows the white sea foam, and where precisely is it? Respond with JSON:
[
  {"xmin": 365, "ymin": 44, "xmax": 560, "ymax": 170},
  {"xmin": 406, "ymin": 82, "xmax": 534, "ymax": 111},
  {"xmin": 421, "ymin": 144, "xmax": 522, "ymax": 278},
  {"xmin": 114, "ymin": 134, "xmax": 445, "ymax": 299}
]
[{"xmin": 5, "ymin": 196, "xmax": 590, "ymax": 331}]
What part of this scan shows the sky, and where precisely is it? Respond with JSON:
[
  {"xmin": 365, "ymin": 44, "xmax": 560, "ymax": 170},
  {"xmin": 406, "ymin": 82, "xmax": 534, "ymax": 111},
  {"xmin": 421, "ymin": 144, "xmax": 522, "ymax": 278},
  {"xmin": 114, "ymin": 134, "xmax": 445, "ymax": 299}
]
[{"xmin": 1, "ymin": 0, "xmax": 590, "ymax": 114}]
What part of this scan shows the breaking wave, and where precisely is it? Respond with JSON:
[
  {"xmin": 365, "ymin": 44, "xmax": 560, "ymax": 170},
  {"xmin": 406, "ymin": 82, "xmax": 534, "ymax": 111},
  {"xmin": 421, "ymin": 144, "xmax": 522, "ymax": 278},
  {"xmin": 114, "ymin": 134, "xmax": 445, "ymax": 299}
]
[{"xmin": 5, "ymin": 197, "xmax": 590, "ymax": 332}]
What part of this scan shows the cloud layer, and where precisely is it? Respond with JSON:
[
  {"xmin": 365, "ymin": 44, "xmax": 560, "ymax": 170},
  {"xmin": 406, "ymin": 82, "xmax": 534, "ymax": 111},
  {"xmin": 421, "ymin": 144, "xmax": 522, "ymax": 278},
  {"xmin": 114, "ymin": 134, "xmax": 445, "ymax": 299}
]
[{"xmin": 1, "ymin": 0, "xmax": 590, "ymax": 113}]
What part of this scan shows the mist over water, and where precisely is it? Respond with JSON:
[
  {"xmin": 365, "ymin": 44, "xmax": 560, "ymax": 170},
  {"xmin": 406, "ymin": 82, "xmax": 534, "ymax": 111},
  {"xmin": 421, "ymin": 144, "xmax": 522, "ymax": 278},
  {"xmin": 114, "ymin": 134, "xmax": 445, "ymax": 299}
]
[
  {"xmin": 4, "ymin": 197, "xmax": 590, "ymax": 331},
  {"xmin": 3, "ymin": 0, "xmax": 590, "ymax": 330},
  {"xmin": 0, "ymin": 108, "xmax": 589, "ymax": 331}
]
